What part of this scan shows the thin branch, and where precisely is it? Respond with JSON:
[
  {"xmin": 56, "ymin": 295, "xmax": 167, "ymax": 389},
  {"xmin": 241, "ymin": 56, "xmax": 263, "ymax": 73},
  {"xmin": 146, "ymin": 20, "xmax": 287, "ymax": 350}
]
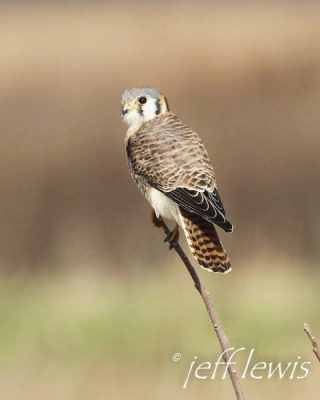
[
  {"xmin": 304, "ymin": 323, "xmax": 320, "ymax": 362},
  {"xmin": 161, "ymin": 220, "xmax": 245, "ymax": 400}
]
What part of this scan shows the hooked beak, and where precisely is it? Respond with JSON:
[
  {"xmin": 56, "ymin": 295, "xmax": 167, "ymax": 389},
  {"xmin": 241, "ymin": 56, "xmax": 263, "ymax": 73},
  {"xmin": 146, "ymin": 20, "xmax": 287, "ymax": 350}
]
[{"xmin": 122, "ymin": 101, "xmax": 136, "ymax": 115}]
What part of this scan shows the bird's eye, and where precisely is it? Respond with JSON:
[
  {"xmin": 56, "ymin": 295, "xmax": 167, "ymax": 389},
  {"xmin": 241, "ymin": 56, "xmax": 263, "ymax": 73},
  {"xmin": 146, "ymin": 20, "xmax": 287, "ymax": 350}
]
[{"xmin": 138, "ymin": 96, "xmax": 147, "ymax": 104}]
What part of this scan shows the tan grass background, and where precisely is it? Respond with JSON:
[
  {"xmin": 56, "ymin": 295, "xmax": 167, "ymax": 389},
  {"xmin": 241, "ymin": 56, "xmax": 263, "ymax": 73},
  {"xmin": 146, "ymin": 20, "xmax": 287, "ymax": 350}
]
[{"xmin": 1, "ymin": 1, "xmax": 320, "ymax": 272}]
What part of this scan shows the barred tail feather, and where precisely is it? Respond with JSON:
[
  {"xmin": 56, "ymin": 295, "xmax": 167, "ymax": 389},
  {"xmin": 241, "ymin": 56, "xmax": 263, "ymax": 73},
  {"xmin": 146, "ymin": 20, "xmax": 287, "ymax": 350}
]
[{"xmin": 180, "ymin": 209, "xmax": 232, "ymax": 273}]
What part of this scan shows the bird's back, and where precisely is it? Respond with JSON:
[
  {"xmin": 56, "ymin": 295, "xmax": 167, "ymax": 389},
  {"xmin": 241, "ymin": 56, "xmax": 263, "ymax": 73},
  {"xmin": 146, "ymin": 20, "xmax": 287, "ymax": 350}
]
[{"xmin": 127, "ymin": 113, "xmax": 216, "ymax": 193}]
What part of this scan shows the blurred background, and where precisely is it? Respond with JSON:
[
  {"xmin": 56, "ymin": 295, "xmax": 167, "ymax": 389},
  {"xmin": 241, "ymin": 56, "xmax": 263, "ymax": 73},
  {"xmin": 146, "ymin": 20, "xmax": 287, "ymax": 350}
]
[{"xmin": 0, "ymin": 1, "xmax": 319, "ymax": 399}]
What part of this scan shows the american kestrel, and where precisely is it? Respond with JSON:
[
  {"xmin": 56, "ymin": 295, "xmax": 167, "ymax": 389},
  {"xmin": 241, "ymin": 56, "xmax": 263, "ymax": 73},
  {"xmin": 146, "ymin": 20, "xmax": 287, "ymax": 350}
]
[{"xmin": 121, "ymin": 87, "xmax": 233, "ymax": 273}]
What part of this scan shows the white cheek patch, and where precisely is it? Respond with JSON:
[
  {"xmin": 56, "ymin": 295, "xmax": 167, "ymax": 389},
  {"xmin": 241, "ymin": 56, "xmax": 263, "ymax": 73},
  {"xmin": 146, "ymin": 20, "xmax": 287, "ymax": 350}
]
[
  {"xmin": 142, "ymin": 98, "xmax": 158, "ymax": 122},
  {"xmin": 122, "ymin": 97, "xmax": 158, "ymax": 127}
]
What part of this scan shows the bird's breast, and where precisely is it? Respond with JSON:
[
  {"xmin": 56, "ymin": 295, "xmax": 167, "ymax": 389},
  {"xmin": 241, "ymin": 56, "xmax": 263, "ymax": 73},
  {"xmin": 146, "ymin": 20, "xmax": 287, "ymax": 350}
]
[{"xmin": 147, "ymin": 187, "xmax": 182, "ymax": 225}]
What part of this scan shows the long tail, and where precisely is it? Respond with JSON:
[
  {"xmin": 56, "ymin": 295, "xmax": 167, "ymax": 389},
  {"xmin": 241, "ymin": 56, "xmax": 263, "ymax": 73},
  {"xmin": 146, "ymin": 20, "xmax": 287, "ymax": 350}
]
[{"xmin": 180, "ymin": 209, "xmax": 232, "ymax": 273}]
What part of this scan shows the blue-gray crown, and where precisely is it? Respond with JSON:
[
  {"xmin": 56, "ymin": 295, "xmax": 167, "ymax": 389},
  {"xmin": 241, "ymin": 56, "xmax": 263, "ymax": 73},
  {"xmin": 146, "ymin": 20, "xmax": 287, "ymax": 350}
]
[{"xmin": 121, "ymin": 87, "xmax": 161, "ymax": 104}]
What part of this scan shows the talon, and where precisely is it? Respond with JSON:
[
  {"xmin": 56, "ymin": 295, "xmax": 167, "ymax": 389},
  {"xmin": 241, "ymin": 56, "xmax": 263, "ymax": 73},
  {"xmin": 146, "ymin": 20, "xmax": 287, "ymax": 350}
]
[
  {"xmin": 164, "ymin": 224, "xmax": 179, "ymax": 250},
  {"xmin": 150, "ymin": 209, "xmax": 163, "ymax": 228}
]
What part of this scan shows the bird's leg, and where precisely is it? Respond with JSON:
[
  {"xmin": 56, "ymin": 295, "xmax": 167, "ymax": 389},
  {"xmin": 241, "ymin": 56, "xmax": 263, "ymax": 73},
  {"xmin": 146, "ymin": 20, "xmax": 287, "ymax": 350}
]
[
  {"xmin": 164, "ymin": 223, "xmax": 180, "ymax": 250},
  {"xmin": 150, "ymin": 209, "xmax": 163, "ymax": 228}
]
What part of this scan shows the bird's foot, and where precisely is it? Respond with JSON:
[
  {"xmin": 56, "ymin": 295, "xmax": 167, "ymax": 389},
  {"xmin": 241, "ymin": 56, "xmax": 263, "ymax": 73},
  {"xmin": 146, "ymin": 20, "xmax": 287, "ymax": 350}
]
[
  {"xmin": 150, "ymin": 209, "xmax": 163, "ymax": 228},
  {"xmin": 164, "ymin": 223, "xmax": 180, "ymax": 250}
]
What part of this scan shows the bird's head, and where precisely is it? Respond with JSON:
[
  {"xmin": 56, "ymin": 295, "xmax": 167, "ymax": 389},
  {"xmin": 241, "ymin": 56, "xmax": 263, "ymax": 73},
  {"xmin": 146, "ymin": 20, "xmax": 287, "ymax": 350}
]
[{"xmin": 121, "ymin": 87, "xmax": 170, "ymax": 127}]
